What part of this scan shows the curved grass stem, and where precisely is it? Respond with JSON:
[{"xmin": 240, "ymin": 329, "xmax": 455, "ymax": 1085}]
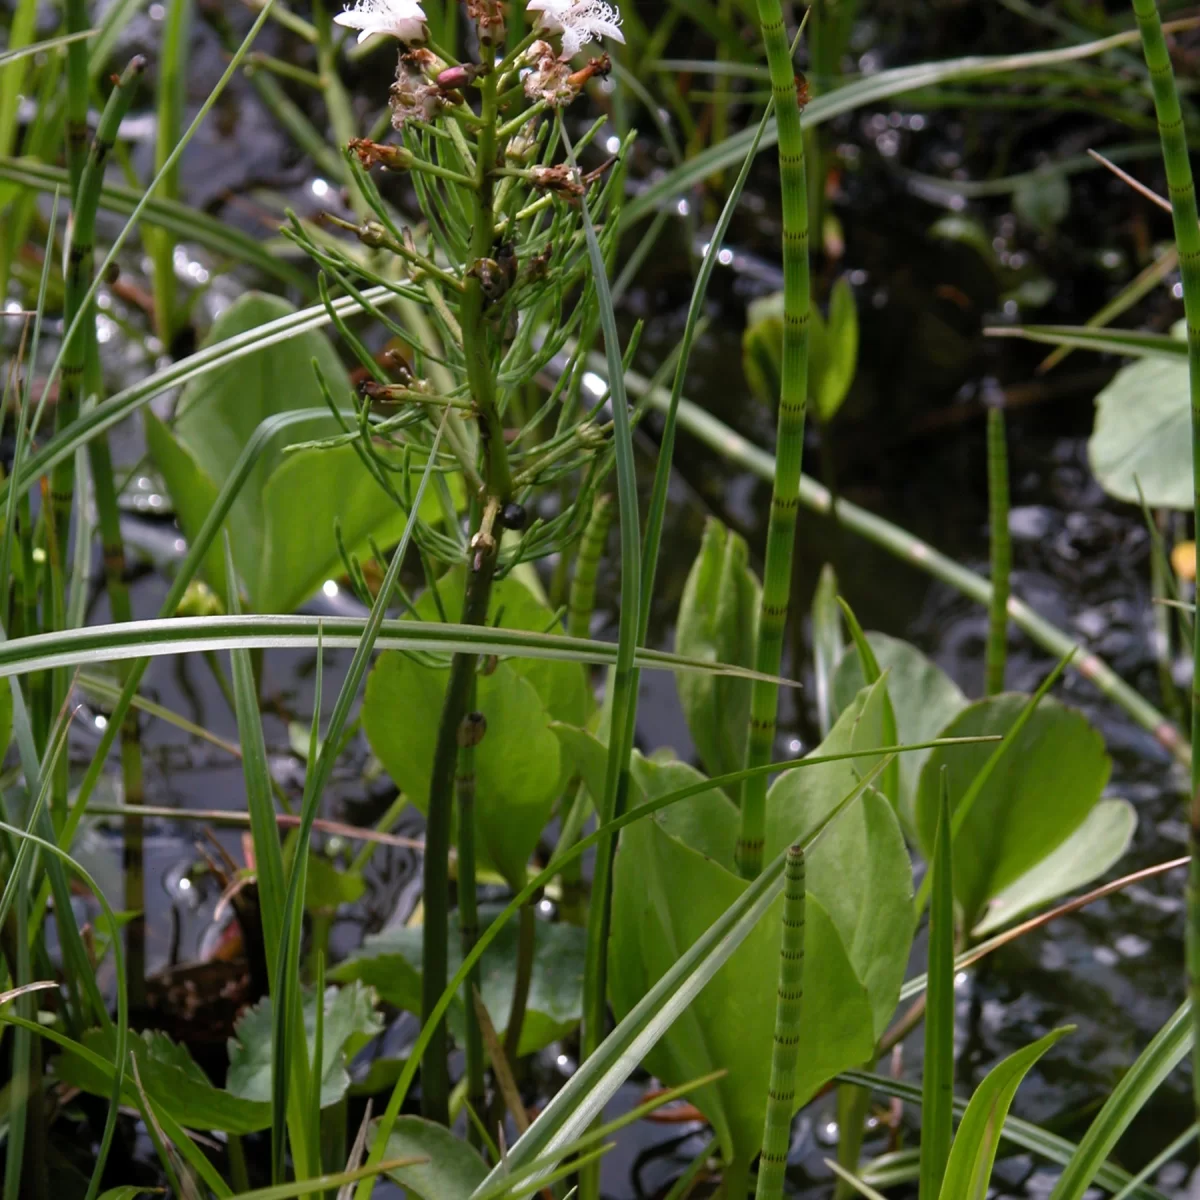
[{"xmin": 985, "ymin": 405, "xmax": 1011, "ymax": 696}]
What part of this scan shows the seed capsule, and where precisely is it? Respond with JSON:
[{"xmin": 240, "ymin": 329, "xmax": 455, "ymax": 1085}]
[{"xmin": 458, "ymin": 711, "xmax": 487, "ymax": 747}]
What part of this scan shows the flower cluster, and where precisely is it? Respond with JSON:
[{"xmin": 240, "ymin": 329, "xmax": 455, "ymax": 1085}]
[
  {"xmin": 528, "ymin": 0, "xmax": 624, "ymax": 59},
  {"xmin": 334, "ymin": 0, "xmax": 624, "ymax": 61},
  {"xmin": 334, "ymin": 0, "xmax": 427, "ymax": 44}
]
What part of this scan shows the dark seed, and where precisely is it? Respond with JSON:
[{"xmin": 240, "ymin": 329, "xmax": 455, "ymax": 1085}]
[{"xmin": 502, "ymin": 502, "xmax": 527, "ymax": 530}]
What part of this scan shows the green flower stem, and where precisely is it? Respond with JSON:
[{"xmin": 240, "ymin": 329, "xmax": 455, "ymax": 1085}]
[
  {"xmin": 985, "ymin": 405, "xmax": 1011, "ymax": 696},
  {"xmin": 1130, "ymin": 0, "xmax": 1200, "ymax": 1131},
  {"xmin": 619, "ymin": 364, "xmax": 1188, "ymax": 763},
  {"xmin": 754, "ymin": 845, "xmax": 806, "ymax": 1199},
  {"xmin": 738, "ymin": 2, "xmax": 810, "ymax": 878},
  {"xmin": 456, "ymin": 679, "xmax": 485, "ymax": 1148},
  {"xmin": 422, "ymin": 500, "xmax": 506, "ymax": 1125},
  {"xmin": 421, "ymin": 68, "xmax": 513, "ymax": 1123}
]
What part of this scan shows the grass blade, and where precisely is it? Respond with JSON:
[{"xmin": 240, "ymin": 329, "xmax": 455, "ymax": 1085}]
[
  {"xmin": 1048, "ymin": 1001, "xmax": 1191, "ymax": 1200},
  {"xmin": 919, "ymin": 772, "xmax": 955, "ymax": 1199},
  {"xmin": 938, "ymin": 1028, "xmax": 1072, "ymax": 1199},
  {"xmin": 560, "ymin": 115, "xmax": 642, "ymax": 1091}
]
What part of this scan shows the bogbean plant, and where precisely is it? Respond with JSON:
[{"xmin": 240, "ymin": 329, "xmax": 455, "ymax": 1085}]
[
  {"xmin": 299, "ymin": 0, "xmax": 636, "ymax": 1131},
  {"xmin": 5, "ymin": 0, "xmax": 1200, "ymax": 1197}
]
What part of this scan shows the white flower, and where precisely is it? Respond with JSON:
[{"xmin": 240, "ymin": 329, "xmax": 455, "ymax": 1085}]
[
  {"xmin": 526, "ymin": 0, "xmax": 624, "ymax": 59},
  {"xmin": 334, "ymin": 0, "xmax": 427, "ymax": 44}
]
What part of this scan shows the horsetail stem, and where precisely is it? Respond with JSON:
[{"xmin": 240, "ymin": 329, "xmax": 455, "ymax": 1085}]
[
  {"xmin": 738, "ymin": 5, "xmax": 810, "ymax": 878},
  {"xmin": 984, "ymin": 405, "xmax": 1011, "ymax": 696},
  {"xmin": 456, "ymin": 686, "xmax": 485, "ymax": 1147},
  {"xmin": 754, "ymin": 845, "xmax": 806, "ymax": 1199},
  {"xmin": 558, "ymin": 492, "xmax": 614, "ymax": 924},
  {"xmin": 421, "ymin": 65, "xmax": 514, "ymax": 1124},
  {"xmin": 567, "ymin": 493, "xmax": 613, "ymax": 640},
  {"xmin": 1130, "ymin": 0, "xmax": 1200, "ymax": 1131},
  {"xmin": 63, "ymin": 0, "xmax": 89, "ymax": 194}
]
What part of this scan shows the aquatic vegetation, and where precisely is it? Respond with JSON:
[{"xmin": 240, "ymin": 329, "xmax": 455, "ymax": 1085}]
[{"xmin": 3, "ymin": 0, "xmax": 1200, "ymax": 1198}]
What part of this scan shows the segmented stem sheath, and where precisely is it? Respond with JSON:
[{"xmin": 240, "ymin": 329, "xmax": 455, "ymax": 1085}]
[
  {"xmin": 566, "ymin": 492, "xmax": 612, "ymax": 640},
  {"xmin": 754, "ymin": 845, "xmax": 806, "ymax": 1199},
  {"xmin": 984, "ymin": 405, "xmax": 1011, "ymax": 696},
  {"xmin": 1130, "ymin": 0, "xmax": 1200, "ymax": 1128},
  {"xmin": 738, "ymin": 6, "xmax": 810, "ymax": 878}
]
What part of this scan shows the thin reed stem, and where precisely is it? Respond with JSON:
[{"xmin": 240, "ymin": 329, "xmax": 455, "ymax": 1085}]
[
  {"xmin": 738, "ymin": 4, "xmax": 810, "ymax": 878},
  {"xmin": 754, "ymin": 845, "xmax": 806, "ymax": 1199},
  {"xmin": 1129, "ymin": 0, "xmax": 1200, "ymax": 1132},
  {"xmin": 985, "ymin": 405, "xmax": 1011, "ymax": 696}
]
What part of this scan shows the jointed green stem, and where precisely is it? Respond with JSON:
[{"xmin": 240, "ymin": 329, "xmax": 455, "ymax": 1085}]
[
  {"xmin": 456, "ymin": 682, "xmax": 485, "ymax": 1147},
  {"xmin": 738, "ymin": 4, "xmax": 810, "ymax": 878},
  {"xmin": 985, "ymin": 406, "xmax": 1011, "ymax": 696},
  {"xmin": 1130, "ymin": 0, "xmax": 1200, "ymax": 1132},
  {"xmin": 63, "ymin": 0, "xmax": 89, "ymax": 195},
  {"xmin": 558, "ymin": 494, "xmax": 613, "ymax": 923},
  {"xmin": 754, "ymin": 845, "xmax": 806, "ymax": 1199},
  {"xmin": 567, "ymin": 493, "xmax": 612, "ymax": 639}
]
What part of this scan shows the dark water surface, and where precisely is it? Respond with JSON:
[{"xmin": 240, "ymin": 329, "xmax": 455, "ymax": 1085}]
[{"xmin": 7, "ymin": 0, "xmax": 1200, "ymax": 1193}]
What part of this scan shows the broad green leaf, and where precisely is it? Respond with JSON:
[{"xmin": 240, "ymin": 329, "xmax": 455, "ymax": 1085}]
[
  {"xmin": 1088, "ymin": 332, "xmax": 1191, "ymax": 509},
  {"xmin": 411, "ymin": 567, "xmax": 591, "ymax": 732},
  {"xmin": 1013, "ymin": 169, "xmax": 1070, "ymax": 233},
  {"xmin": 835, "ymin": 602, "xmax": 900, "ymax": 811},
  {"xmin": 938, "ymin": 1028, "xmax": 1072, "ymax": 1200},
  {"xmin": 809, "ymin": 276, "xmax": 859, "ymax": 422},
  {"xmin": 226, "ymin": 982, "xmax": 382, "ymax": 1108},
  {"xmin": 609, "ymin": 787, "xmax": 873, "ymax": 1166},
  {"xmin": 55, "ymin": 1027, "xmax": 271, "ymax": 1134},
  {"xmin": 379, "ymin": 1117, "xmax": 488, "ymax": 1199},
  {"xmin": 765, "ymin": 680, "xmax": 914, "ymax": 1039},
  {"xmin": 304, "ymin": 852, "xmax": 366, "ymax": 913},
  {"xmin": 331, "ymin": 906, "xmax": 585, "ymax": 1057},
  {"xmin": 674, "ymin": 518, "xmax": 760, "ymax": 788},
  {"xmin": 99, "ymin": 1189, "xmax": 158, "ymax": 1199},
  {"xmin": 363, "ymin": 655, "xmax": 561, "ymax": 890},
  {"xmin": 914, "ymin": 694, "xmax": 1111, "ymax": 932},
  {"xmin": 812, "ymin": 564, "xmax": 845, "ymax": 738},
  {"xmin": 743, "ymin": 283, "xmax": 859, "ymax": 423},
  {"xmin": 743, "ymin": 291, "xmax": 784, "ymax": 408},
  {"xmin": 146, "ymin": 291, "xmax": 440, "ymax": 613},
  {"xmin": 972, "ymin": 798, "xmax": 1136, "ymax": 935},
  {"xmin": 833, "ymin": 632, "xmax": 967, "ymax": 830},
  {"xmin": 607, "ymin": 682, "xmax": 911, "ymax": 1168}
]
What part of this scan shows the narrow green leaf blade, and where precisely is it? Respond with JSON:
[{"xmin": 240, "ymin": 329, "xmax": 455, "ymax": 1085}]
[
  {"xmin": 939, "ymin": 1028, "xmax": 1072, "ymax": 1200},
  {"xmin": 919, "ymin": 772, "xmax": 955, "ymax": 1200}
]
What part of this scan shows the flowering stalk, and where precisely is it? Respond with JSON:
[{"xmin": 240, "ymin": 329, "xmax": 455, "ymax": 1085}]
[
  {"xmin": 738, "ymin": 5, "xmax": 810, "ymax": 878},
  {"xmin": 312, "ymin": 0, "xmax": 627, "ymax": 1143}
]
